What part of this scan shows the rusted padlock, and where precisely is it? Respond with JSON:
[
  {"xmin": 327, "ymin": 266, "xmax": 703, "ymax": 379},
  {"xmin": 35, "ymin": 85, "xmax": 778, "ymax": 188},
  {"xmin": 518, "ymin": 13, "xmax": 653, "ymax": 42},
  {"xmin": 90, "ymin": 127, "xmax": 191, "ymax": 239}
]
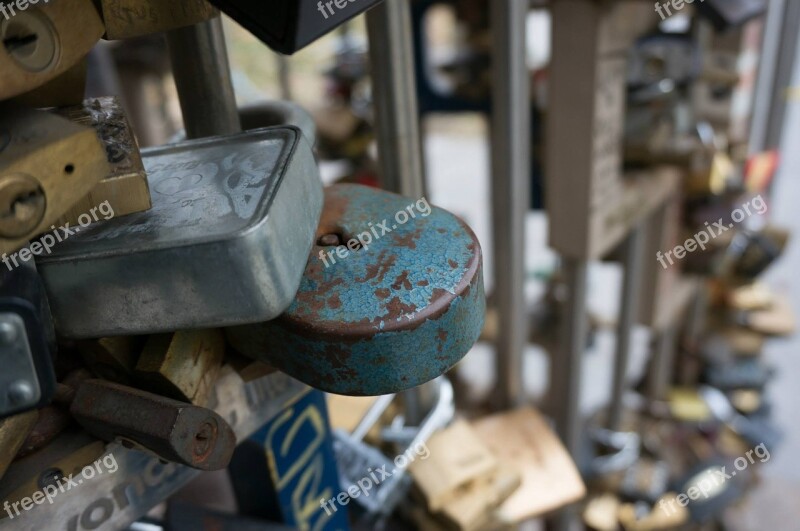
[
  {"xmin": 70, "ymin": 379, "xmax": 236, "ymax": 471},
  {"xmin": 226, "ymin": 184, "xmax": 485, "ymax": 396}
]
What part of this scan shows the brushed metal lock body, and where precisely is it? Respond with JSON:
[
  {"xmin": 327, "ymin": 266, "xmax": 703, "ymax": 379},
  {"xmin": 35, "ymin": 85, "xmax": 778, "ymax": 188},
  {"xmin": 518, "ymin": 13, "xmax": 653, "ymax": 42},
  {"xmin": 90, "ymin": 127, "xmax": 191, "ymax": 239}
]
[
  {"xmin": 0, "ymin": 0, "xmax": 104, "ymax": 101},
  {"xmin": 227, "ymin": 184, "xmax": 485, "ymax": 396},
  {"xmin": 207, "ymin": 0, "xmax": 385, "ymax": 54},
  {"xmin": 38, "ymin": 127, "xmax": 323, "ymax": 338}
]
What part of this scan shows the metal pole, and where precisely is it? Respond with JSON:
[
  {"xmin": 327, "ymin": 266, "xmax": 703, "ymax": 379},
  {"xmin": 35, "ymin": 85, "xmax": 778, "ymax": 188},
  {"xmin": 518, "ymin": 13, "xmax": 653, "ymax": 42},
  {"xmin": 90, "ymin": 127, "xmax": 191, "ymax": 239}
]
[
  {"xmin": 608, "ymin": 226, "xmax": 645, "ymax": 431},
  {"xmin": 489, "ymin": 0, "xmax": 530, "ymax": 410},
  {"xmin": 647, "ymin": 325, "xmax": 677, "ymax": 403},
  {"xmin": 367, "ymin": 0, "xmax": 429, "ymax": 424},
  {"xmin": 551, "ymin": 258, "xmax": 588, "ymax": 531},
  {"xmin": 166, "ymin": 18, "xmax": 241, "ymax": 139},
  {"xmin": 552, "ymin": 259, "xmax": 588, "ymax": 455},
  {"xmin": 366, "ymin": 0, "xmax": 426, "ymax": 199},
  {"xmin": 749, "ymin": 0, "xmax": 800, "ymax": 153}
]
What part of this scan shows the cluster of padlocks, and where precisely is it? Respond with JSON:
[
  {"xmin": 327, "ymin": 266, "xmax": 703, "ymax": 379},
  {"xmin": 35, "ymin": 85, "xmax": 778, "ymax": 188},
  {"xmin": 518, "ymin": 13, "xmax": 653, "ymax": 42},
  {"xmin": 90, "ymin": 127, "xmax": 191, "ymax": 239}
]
[{"xmin": 0, "ymin": 1, "xmax": 486, "ymax": 528}]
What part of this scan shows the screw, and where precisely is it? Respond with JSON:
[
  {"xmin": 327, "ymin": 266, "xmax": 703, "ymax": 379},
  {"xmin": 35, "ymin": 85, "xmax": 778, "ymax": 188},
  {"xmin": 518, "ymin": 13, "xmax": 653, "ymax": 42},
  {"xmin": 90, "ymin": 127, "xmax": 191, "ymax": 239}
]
[
  {"xmin": 0, "ymin": 320, "xmax": 17, "ymax": 345},
  {"xmin": 0, "ymin": 174, "xmax": 46, "ymax": 239},
  {"xmin": 7, "ymin": 380, "xmax": 35, "ymax": 406}
]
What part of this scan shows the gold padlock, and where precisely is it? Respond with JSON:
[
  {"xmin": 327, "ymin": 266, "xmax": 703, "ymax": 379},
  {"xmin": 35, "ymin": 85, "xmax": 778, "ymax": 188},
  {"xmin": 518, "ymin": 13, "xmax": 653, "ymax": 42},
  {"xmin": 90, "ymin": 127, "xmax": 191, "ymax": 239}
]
[
  {"xmin": 135, "ymin": 329, "xmax": 225, "ymax": 405},
  {"xmin": 77, "ymin": 336, "xmax": 144, "ymax": 384},
  {"xmin": 0, "ymin": 411, "xmax": 37, "ymax": 481},
  {"xmin": 0, "ymin": 0, "xmax": 104, "ymax": 101},
  {"xmin": 54, "ymin": 97, "xmax": 152, "ymax": 226},
  {"xmin": 11, "ymin": 59, "xmax": 88, "ymax": 109},
  {"xmin": 94, "ymin": 0, "xmax": 219, "ymax": 40},
  {"xmin": 0, "ymin": 106, "xmax": 109, "ymax": 255}
]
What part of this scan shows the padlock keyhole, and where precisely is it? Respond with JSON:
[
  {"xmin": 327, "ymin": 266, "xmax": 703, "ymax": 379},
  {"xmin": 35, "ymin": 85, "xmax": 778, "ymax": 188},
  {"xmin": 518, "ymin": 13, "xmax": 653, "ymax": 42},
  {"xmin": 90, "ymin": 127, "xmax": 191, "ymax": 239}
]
[
  {"xmin": 1, "ymin": 11, "xmax": 58, "ymax": 72},
  {"xmin": 3, "ymin": 32, "xmax": 37, "ymax": 55}
]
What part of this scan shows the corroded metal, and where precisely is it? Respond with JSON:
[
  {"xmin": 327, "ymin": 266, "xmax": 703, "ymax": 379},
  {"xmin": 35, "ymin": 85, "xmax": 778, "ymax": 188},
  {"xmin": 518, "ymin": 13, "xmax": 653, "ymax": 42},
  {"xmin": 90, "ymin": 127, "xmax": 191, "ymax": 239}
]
[
  {"xmin": 226, "ymin": 184, "xmax": 485, "ymax": 396},
  {"xmin": 70, "ymin": 380, "xmax": 236, "ymax": 471}
]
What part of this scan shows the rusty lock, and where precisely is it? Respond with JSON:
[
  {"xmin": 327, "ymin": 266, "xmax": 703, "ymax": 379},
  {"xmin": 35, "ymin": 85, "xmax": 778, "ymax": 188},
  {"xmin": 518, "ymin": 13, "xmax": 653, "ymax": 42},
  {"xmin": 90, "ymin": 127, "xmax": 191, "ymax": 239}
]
[
  {"xmin": 226, "ymin": 184, "xmax": 485, "ymax": 396},
  {"xmin": 70, "ymin": 379, "xmax": 236, "ymax": 471}
]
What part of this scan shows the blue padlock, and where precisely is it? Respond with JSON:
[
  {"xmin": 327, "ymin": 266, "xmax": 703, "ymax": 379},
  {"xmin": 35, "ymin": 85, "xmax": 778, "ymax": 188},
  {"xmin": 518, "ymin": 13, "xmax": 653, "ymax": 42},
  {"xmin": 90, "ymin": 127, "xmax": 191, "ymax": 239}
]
[{"xmin": 226, "ymin": 184, "xmax": 485, "ymax": 396}]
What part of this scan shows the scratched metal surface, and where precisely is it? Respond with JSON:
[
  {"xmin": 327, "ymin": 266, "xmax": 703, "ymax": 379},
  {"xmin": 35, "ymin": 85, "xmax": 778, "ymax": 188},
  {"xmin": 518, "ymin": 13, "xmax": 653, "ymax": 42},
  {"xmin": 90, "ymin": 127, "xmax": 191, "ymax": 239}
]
[
  {"xmin": 227, "ymin": 184, "xmax": 485, "ymax": 396},
  {"xmin": 38, "ymin": 127, "xmax": 323, "ymax": 337}
]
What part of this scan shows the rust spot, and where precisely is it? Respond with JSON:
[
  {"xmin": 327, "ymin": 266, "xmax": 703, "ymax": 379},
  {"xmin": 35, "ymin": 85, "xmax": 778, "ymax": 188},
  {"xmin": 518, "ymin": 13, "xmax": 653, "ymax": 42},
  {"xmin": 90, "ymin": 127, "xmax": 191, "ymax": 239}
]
[
  {"xmin": 328, "ymin": 293, "xmax": 342, "ymax": 309},
  {"xmin": 448, "ymin": 259, "xmax": 458, "ymax": 269},
  {"xmin": 384, "ymin": 297, "xmax": 417, "ymax": 318},
  {"xmin": 355, "ymin": 250, "xmax": 397, "ymax": 284},
  {"xmin": 391, "ymin": 271, "xmax": 412, "ymax": 291},
  {"xmin": 394, "ymin": 228, "xmax": 422, "ymax": 250},
  {"xmin": 375, "ymin": 288, "xmax": 391, "ymax": 300},
  {"xmin": 417, "ymin": 280, "xmax": 429, "ymax": 287}
]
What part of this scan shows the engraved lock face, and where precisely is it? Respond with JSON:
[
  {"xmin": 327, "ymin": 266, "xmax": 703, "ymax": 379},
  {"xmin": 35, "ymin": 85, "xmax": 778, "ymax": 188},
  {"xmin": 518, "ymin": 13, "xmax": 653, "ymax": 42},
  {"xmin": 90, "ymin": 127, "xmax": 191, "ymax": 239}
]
[
  {"xmin": 37, "ymin": 127, "xmax": 323, "ymax": 338},
  {"xmin": 97, "ymin": 0, "xmax": 220, "ymax": 40},
  {"xmin": 1, "ymin": 9, "xmax": 59, "ymax": 73}
]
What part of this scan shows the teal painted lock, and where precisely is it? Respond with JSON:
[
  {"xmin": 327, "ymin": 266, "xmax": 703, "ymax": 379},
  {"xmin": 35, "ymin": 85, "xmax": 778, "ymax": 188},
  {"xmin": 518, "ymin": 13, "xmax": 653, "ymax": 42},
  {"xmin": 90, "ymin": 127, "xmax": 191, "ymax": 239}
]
[{"xmin": 226, "ymin": 184, "xmax": 485, "ymax": 396}]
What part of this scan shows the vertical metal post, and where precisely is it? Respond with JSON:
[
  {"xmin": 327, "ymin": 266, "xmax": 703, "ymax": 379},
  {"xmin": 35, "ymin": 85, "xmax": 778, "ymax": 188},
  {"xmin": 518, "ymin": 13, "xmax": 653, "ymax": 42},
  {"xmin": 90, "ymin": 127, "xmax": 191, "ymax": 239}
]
[
  {"xmin": 366, "ymin": 0, "xmax": 426, "ymax": 199},
  {"xmin": 749, "ymin": 0, "xmax": 800, "ymax": 153},
  {"xmin": 647, "ymin": 325, "xmax": 677, "ymax": 403},
  {"xmin": 551, "ymin": 258, "xmax": 588, "ymax": 531},
  {"xmin": 608, "ymin": 226, "xmax": 645, "ymax": 431},
  {"xmin": 166, "ymin": 18, "xmax": 241, "ymax": 139},
  {"xmin": 490, "ymin": 0, "xmax": 530, "ymax": 410},
  {"xmin": 367, "ymin": 0, "xmax": 428, "ymax": 424},
  {"xmin": 552, "ymin": 259, "xmax": 588, "ymax": 456},
  {"xmin": 277, "ymin": 54, "xmax": 293, "ymax": 101}
]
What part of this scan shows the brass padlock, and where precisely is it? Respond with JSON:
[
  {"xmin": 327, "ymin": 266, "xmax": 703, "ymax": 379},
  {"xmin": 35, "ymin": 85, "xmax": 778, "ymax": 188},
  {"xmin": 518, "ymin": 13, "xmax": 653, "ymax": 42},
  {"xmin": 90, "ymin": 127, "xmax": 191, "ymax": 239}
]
[
  {"xmin": 0, "ymin": 106, "xmax": 109, "ymax": 255},
  {"xmin": 135, "ymin": 330, "xmax": 225, "ymax": 405},
  {"xmin": 0, "ymin": 0, "xmax": 104, "ymax": 101},
  {"xmin": 77, "ymin": 336, "xmax": 144, "ymax": 384},
  {"xmin": 94, "ymin": 0, "xmax": 220, "ymax": 40},
  {"xmin": 54, "ymin": 97, "xmax": 152, "ymax": 226},
  {"xmin": 0, "ymin": 410, "xmax": 37, "ymax": 481},
  {"xmin": 12, "ymin": 59, "xmax": 88, "ymax": 109}
]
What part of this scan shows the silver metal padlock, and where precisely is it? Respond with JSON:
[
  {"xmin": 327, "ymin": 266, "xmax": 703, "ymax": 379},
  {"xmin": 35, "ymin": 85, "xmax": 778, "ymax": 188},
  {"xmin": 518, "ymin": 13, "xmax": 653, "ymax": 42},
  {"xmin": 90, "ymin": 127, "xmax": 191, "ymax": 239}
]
[
  {"xmin": 333, "ymin": 377, "xmax": 455, "ymax": 517},
  {"xmin": 37, "ymin": 127, "xmax": 322, "ymax": 338}
]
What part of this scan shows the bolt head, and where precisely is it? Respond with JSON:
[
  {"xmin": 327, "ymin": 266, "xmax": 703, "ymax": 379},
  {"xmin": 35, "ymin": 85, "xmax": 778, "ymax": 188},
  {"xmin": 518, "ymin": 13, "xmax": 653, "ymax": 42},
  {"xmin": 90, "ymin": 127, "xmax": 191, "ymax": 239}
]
[
  {"xmin": 0, "ymin": 320, "xmax": 17, "ymax": 345},
  {"xmin": 7, "ymin": 380, "xmax": 35, "ymax": 406}
]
